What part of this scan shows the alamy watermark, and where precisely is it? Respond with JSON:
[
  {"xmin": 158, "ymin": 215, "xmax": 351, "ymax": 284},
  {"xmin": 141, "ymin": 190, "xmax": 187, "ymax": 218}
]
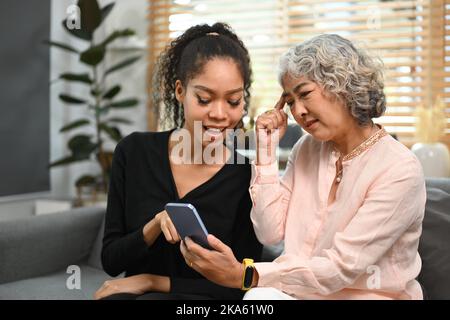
[
  {"xmin": 66, "ymin": 265, "xmax": 81, "ymax": 290},
  {"xmin": 66, "ymin": 4, "xmax": 81, "ymax": 30},
  {"xmin": 366, "ymin": 6, "xmax": 381, "ymax": 31},
  {"xmin": 169, "ymin": 121, "xmax": 279, "ymax": 165},
  {"xmin": 366, "ymin": 264, "xmax": 381, "ymax": 290}
]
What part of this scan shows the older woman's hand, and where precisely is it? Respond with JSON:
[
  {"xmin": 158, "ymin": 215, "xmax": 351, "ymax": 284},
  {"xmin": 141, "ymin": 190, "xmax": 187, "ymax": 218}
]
[
  {"xmin": 180, "ymin": 235, "xmax": 244, "ymax": 289},
  {"xmin": 255, "ymin": 95, "xmax": 288, "ymax": 165}
]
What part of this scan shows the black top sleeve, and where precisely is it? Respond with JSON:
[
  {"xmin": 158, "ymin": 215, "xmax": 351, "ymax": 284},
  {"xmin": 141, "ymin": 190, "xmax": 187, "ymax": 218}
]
[{"xmin": 101, "ymin": 142, "xmax": 149, "ymax": 277}]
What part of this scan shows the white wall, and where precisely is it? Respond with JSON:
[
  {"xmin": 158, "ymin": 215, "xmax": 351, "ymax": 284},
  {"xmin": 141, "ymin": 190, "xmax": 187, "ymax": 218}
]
[{"xmin": 0, "ymin": 0, "xmax": 148, "ymax": 218}]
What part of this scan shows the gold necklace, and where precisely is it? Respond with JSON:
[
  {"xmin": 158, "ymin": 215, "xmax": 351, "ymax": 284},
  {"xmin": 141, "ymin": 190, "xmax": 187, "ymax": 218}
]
[{"xmin": 335, "ymin": 126, "xmax": 387, "ymax": 183}]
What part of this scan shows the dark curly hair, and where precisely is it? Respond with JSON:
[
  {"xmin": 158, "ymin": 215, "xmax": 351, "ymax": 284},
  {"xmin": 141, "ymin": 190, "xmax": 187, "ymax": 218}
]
[{"xmin": 152, "ymin": 22, "xmax": 252, "ymax": 129}]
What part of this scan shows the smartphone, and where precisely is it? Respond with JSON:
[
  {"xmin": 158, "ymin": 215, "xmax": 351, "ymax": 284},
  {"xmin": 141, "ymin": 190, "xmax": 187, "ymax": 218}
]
[{"xmin": 164, "ymin": 203, "xmax": 212, "ymax": 249}]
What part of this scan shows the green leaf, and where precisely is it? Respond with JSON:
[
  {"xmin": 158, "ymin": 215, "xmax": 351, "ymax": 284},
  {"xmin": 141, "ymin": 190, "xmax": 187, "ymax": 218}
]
[
  {"xmin": 102, "ymin": 85, "xmax": 121, "ymax": 99},
  {"xmin": 104, "ymin": 56, "xmax": 140, "ymax": 76},
  {"xmin": 59, "ymin": 94, "xmax": 86, "ymax": 104},
  {"xmin": 68, "ymin": 134, "xmax": 91, "ymax": 151},
  {"xmin": 60, "ymin": 119, "xmax": 90, "ymax": 132},
  {"xmin": 109, "ymin": 127, "xmax": 122, "ymax": 142},
  {"xmin": 60, "ymin": 72, "xmax": 92, "ymax": 84},
  {"xmin": 80, "ymin": 45, "xmax": 105, "ymax": 66},
  {"xmin": 78, "ymin": 0, "xmax": 102, "ymax": 32},
  {"xmin": 101, "ymin": 3, "xmax": 115, "ymax": 22},
  {"xmin": 106, "ymin": 117, "xmax": 133, "ymax": 125},
  {"xmin": 49, "ymin": 155, "xmax": 81, "ymax": 167},
  {"xmin": 43, "ymin": 40, "xmax": 79, "ymax": 53},
  {"xmin": 90, "ymin": 88, "xmax": 103, "ymax": 97},
  {"xmin": 99, "ymin": 123, "xmax": 122, "ymax": 142},
  {"xmin": 75, "ymin": 174, "xmax": 97, "ymax": 187},
  {"xmin": 68, "ymin": 135, "xmax": 97, "ymax": 156},
  {"xmin": 108, "ymin": 98, "xmax": 139, "ymax": 108},
  {"xmin": 94, "ymin": 106, "xmax": 109, "ymax": 116},
  {"xmin": 62, "ymin": 19, "xmax": 92, "ymax": 41},
  {"xmin": 101, "ymin": 29, "xmax": 136, "ymax": 47},
  {"xmin": 61, "ymin": 0, "xmax": 102, "ymax": 40}
]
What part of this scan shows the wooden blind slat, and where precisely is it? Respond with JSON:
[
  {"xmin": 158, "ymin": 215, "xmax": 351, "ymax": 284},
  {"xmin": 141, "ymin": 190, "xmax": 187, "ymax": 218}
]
[
  {"xmin": 288, "ymin": 10, "xmax": 430, "ymax": 26},
  {"xmin": 147, "ymin": 0, "xmax": 450, "ymax": 147},
  {"xmin": 287, "ymin": 1, "xmax": 429, "ymax": 15}
]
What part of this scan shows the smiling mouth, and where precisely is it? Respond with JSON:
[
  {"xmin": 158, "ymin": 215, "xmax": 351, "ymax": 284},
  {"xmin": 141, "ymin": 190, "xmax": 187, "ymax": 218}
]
[
  {"xmin": 203, "ymin": 126, "xmax": 226, "ymax": 139},
  {"xmin": 203, "ymin": 126, "xmax": 225, "ymax": 132}
]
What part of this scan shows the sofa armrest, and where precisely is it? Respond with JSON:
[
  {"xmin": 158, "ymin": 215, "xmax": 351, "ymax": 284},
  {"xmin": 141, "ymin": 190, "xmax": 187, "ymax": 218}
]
[
  {"xmin": 0, "ymin": 206, "xmax": 105, "ymax": 284},
  {"xmin": 418, "ymin": 181, "xmax": 450, "ymax": 299},
  {"xmin": 426, "ymin": 178, "xmax": 450, "ymax": 194}
]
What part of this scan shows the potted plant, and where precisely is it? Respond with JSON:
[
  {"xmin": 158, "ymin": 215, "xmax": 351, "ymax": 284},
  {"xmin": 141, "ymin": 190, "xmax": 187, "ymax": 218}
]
[
  {"xmin": 47, "ymin": 0, "xmax": 141, "ymax": 206},
  {"xmin": 411, "ymin": 96, "xmax": 450, "ymax": 177}
]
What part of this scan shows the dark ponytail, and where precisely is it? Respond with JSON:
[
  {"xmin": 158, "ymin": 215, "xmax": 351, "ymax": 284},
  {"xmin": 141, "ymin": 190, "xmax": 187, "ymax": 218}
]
[{"xmin": 152, "ymin": 22, "xmax": 252, "ymax": 129}]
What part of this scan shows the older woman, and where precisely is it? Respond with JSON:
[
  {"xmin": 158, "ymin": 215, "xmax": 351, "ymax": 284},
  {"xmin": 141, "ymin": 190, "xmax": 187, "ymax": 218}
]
[{"xmin": 180, "ymin": 34, "xmax": 426, "ymax": 300}]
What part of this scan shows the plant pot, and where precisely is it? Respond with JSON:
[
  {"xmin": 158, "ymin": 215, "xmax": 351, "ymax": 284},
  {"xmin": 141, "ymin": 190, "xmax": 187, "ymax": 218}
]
[
  {"xmin": 74, "ymin": 183, "xmax": 108, "ymax": 208},
  {"xmin": 411, "ymin": 142, "xmax": 450, "ymax": 178}
]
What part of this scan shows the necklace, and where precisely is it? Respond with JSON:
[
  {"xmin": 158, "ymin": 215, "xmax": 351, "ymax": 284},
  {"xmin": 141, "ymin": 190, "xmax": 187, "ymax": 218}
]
[{"xmin": 335, "ymin": 126, "xmax": 387, "ymax": 183}]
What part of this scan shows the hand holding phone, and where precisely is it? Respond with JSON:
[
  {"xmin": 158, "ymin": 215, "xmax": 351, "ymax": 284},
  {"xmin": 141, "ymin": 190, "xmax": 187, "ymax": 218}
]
[{"xmin": 164, "ymin": 203, "xmax": 212, "ymax": 250}]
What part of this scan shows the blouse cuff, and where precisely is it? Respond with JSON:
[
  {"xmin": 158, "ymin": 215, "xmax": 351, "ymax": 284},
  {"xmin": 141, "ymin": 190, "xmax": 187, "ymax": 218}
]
[
  {"xmin": 254, "ymin": 262, "xmax": 283, "ymax": 290},
  {"xmin": 251, "ymin": 160, "xmax": 279, "ymax": 185}
]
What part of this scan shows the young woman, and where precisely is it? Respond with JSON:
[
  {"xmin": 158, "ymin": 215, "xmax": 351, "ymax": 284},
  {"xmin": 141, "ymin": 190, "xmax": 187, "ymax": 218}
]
[
  {"xmin": 181, "ymin": 34, "xmax": 426, "ymax": 300},
  {"xmin": 94, "ymin": 23, "xmax": 262, "ymax": 300}
]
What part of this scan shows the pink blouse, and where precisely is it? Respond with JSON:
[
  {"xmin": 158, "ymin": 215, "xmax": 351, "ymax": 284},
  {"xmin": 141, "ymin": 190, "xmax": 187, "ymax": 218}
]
[{"xmin": 249, "ymin": 133, "xmax": 426, "ymax": 299}]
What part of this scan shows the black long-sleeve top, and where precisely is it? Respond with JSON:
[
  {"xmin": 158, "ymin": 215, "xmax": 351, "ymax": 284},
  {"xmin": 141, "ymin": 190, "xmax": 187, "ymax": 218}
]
[{"xmin": 101, "ymin": 130, "xmax": 262, "ymax": 299}]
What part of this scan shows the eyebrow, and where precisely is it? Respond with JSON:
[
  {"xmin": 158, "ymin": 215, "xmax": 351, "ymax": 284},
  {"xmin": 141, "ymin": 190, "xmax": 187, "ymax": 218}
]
[
  {"xmin": 193, "ymin": 85, "xmax": 244, "ymax": 95},
  {"xmin": 282, "ymin": 82, "xmax": 310, "ymax": 98}
]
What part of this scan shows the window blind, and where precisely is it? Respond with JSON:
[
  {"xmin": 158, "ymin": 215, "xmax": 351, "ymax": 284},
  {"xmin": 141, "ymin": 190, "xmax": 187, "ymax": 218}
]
[{"xmin": 147, "ymin": 0, "xmax": 449, "ymax": 148}]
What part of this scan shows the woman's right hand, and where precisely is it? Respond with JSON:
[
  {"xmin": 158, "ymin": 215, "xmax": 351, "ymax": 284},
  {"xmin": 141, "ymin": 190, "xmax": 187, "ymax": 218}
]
[
  {"xmin": 143, "ymin": 210, "xmax": 181, "ymax": 246},
  {"xmin": 155, "ymin": 210, "xmax": 181, "ymax": 244},
  {"xmin": 255, "ymin": 96, "xmax": 288, "ymax": 165}
]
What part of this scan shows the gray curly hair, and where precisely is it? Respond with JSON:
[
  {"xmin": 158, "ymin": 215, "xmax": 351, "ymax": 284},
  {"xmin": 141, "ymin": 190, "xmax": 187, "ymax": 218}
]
[{"xmin": 278, "ymin": 34, "xmax": 386, "ymax": 125}]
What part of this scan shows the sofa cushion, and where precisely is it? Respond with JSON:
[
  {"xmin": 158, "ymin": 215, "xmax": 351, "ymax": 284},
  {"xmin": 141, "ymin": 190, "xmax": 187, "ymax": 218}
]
[
  {"xmin": 87, "ymin": 217, "xmax": 105, "ymax": 270},
  {"xmin": 0, "ymin": 207, "xmax": 104, "ymax": 284},
  {"xmin": 0, "ymin": 264, "xmax": 111, "ymax": 300},
  {"xmin": 418, "ymin": 185, "xmax": 450, "ymax": 299}
]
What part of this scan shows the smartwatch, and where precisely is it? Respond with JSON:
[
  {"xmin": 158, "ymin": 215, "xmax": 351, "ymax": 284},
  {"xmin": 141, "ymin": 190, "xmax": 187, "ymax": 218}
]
[{"xmin": 241, "ymin": 258, "xmax": 255, "ymax": 291}]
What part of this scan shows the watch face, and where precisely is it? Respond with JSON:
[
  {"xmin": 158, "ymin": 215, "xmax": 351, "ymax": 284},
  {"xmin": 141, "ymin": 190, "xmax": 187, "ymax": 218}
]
[{"xmin": 243, "ymin": 265, "xmax": 254, "ymax": 288}]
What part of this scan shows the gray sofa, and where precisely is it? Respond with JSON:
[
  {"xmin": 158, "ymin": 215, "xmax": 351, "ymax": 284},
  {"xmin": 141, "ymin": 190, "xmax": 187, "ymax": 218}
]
[
  {"xmin": 0, "ymin": 179, "xmax": 449, "ymax": 300},
  {"xmin": 0, "ymin": 207, "xmax": 111, "ymax": 299}
]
